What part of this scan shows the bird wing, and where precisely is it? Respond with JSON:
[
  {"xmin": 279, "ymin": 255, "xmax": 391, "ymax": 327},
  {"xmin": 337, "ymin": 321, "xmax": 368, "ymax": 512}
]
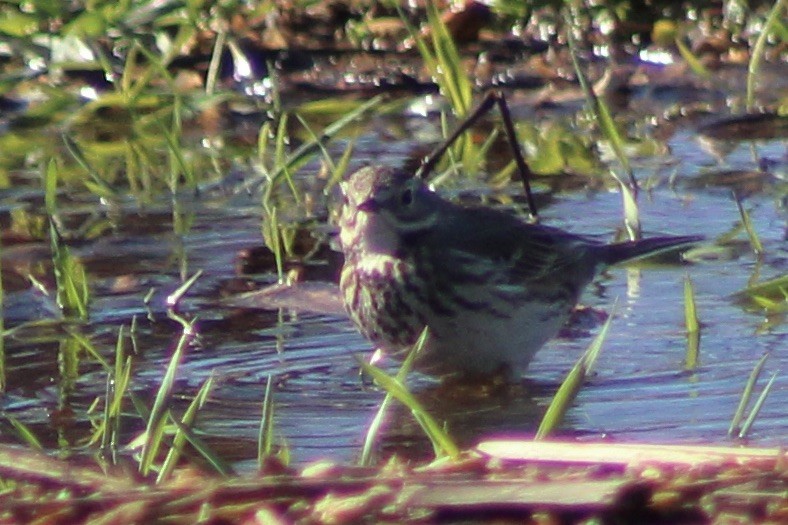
[{"xmin": 421, "ymin": 205, "xmax": 597, "ymax": 284}]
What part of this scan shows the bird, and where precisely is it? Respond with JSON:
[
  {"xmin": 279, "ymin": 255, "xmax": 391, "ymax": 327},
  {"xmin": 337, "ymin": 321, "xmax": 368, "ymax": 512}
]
[{"xmin": 337, "ymin": 165, "xmax": 700, "ymax": 378}]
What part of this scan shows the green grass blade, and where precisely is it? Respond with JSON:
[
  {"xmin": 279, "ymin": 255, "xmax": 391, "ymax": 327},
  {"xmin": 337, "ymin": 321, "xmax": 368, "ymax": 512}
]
[
  {"xmin": 747, "ymin": 0, "xmax": 787, "ymax": 111},
  {"xmin": 94, "ymin": 336, "xmax": 132, "ymax": 450},
  {"xmin": 282, "ymin": 97, "xmax": 378, "ymax": 173},
  {"xmin": 125, "ymin": 40, "xmax": 178, "ymax": 102},
  {"xmin": 58, "ymin": 335, "xmax": 80, "ymax": 399},
  {"xmin": 683, "ymin": 274, "xmax": 700, "ymax": 370},
  {"xmin": 359, "ymin": 360, "xmax": 458, "ymax": 459},
  {"xmin": 684, "ymin": 274, "xmax": 700, "ymax": 333},
  {"xmin": 258, "ymin": 375, "xmax": 276, "ymax": 466},
  {"xmin": 273, "ymin": 113, "xmax": 289, "ymax": 173},
  {"xmin": 399, "ymin": 6, "xmax": 472, "ymax": 132},
  {"xmin": 46, "ymin": 160, "xmax": 90, "ymax": 319},
  {"xmin": 138, "ymin": 313, "xmax": 195, "ymax": 476},
  {"xmin": 359, "ymin": 384, "xmax": 396, "ymax": 467},
  {"xmin": 114, "ymin": 325, "xmax": 125, "ymax": 394},
  {"xmin": 61, "ymin": 133, "xmax": 116, "ymax": 200},
  {"xmin": 425, "ymin": 0, "xmax": 472, "ymax": 116},
  {"xmin": 7, "ymin": 417, "xmax": 43, "ymax": 450},
  {"xmin": 119, "ymin": 39, "xmax": 139, "ymax": 94},
  {"xmin": 675, "ymin": 38, "xmax": 712, "ymax": 79},
  {"xmin": 395, "ymin": 5, "xmax": 440, "ymax": 91},
  {"xmin": 295, "ymin": 113, "xmax": 336, "ymax": 174},
  {"xmin": 112, "ymin": 357, "xmax": 133, "ymax": 436},
  {"xmin": 738, "ymin": 371, "xmax": 778, "ymax": 439},
  {"xmin": 166, "ymin": 269, "xmax": 203, "ymax": 308},
  {"xmin": 607, "ymin": 169, "xmax": 641, "ymax": 240},
  {"xmin": 129, "ymin": 387, "xmax": 152, "ymax": 422},
  {"xmin": 99, "ymin": 368, "xmax": 113, "ymax": 451},
  {"xmin": 565, "ymin": 23, "xmax": 635, "ymax": 191},
  {"xmin": 156, "ymin": 115, "xmax": 194, "ymax": 191},
  {"xmin": 536, "ymin": 307, "xmax": 614, "ymax": 439},
  {"xmin": 397, "ymin": 1, "xmax": 478, "ymax": 175},
  {"xmin": 326, "ymin": 139, "xmax": 356, "ymax": 193},
  {"xmin": 44, "ymin": 158, "xmax": 58, "ymax": 217},
  {"xmin": 356, "ymin": 343, "xmax": 459, "ymax": 460},
  {"xmin": 205, "ymin": 28, "xmax": 226, "ymax": 96},
  {"xmin": 130, "ymin": 314, "xmax": 140, "ymax": 354},
  {"xmin": 267, "ymin": 59, "xmax": 282, "ymax": 114},
  {"xmin": 109, "ymin": 328, "xmax": 134, "ymax": 446},
  {"xmin": 169, "ymin": 417, "xmax": 233, "ymax": 477},
  {"xmin": 684, "ymin": 328, "xmax": 701, "ymax": 373},
  {"xmin": 737, "ymin": 274, "xmax": 788, "ymax": 314},
  {"xmin": 728, "ymin": 353, "xmax": 769, "ymax": 437},
  {"xmin": 596, "ymin": 100, "xmax": 633, "ymax": 186},
  {"xmin": 257, "ymin": 120, "xmax": 272, "ymax": 170},
  {"xmin": 158, "ymin": 375, "xmax": 216, "ymax": 482},
  {"xmin": 734, "ymin": 193, "xmax": 764, "ymax": 255},
  {"xmin": 359, "ymin": 328, "xmax": 429, "ymax": 466},
  {"xmin": 65, "ymin": 328, "xmax": 110, "ymax": 371},
  {"xmin": 261, "ymin": 205, "xmax": 284, "ymax": 283},
  {"xmin": 565, "ymin": 15, "xmax": 639, "ymax": 237},
  {"xmin": 247, "ymin": 95, "xmax": 382, "ymax": 194}
]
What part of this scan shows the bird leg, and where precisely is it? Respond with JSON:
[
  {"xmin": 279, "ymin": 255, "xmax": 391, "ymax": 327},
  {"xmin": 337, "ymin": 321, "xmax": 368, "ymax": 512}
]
[{"xmin": 414, "ymin": 90, "xmax": 538, "ymax": 220}]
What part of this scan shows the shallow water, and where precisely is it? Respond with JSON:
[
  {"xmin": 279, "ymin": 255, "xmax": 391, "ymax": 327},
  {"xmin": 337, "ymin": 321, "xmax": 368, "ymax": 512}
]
[{"xmin": 0, "ymin": 79, "xmax": 786, "ymax": 471}]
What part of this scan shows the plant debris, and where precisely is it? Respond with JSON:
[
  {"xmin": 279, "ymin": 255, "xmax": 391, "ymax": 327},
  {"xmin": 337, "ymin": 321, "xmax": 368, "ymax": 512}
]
[{"xmin": 1, "ymin": 441, "xmax": 785, "ymax": 524}]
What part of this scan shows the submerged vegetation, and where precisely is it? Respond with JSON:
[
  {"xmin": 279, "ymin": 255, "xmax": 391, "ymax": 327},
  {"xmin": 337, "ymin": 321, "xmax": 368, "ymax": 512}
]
[{"xmin": 0, "ymin": 0, "xmax": 785, "ymax": 521}]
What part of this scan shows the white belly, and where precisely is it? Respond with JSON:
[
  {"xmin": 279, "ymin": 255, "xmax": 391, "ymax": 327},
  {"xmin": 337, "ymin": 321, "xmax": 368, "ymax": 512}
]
[{"xmin": 419, "ymin": 299, "xmax": 571, "ymax": 375}]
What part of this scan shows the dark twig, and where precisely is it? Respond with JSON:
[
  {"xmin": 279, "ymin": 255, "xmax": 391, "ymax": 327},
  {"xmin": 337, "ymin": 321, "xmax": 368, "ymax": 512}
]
[{"xmin": 415, "ymin": 91, "xmax": 538, "ymax": 220}]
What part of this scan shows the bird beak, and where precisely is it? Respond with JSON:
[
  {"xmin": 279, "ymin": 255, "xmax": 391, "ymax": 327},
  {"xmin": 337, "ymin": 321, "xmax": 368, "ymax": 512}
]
[{"xmin": 357, "ymin": 198, "xmax": 379, "ymax": 213}]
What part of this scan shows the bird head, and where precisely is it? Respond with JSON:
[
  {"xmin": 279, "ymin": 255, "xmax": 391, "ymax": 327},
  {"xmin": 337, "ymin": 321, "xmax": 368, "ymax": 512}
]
[{"xmin": 339, "ymin": 166, "xmax": 439, "ymax": 254}]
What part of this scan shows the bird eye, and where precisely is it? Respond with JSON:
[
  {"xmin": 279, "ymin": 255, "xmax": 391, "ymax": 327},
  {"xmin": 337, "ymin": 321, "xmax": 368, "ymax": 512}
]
[{"xmin": 401, "ymin": 188, "xmax": 413, "ymax": 206}]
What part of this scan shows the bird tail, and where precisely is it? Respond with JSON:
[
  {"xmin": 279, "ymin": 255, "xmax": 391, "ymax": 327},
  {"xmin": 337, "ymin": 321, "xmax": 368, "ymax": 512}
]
[{"xmin": 600, "ymin": 235, "xmax": 702, "ymax": 266}]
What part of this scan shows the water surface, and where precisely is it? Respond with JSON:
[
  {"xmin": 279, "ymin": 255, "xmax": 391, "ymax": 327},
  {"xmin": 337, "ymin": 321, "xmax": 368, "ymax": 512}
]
[{"xmin": 1, "ymin": 70, "xmax": 785, "ymax": 470}]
